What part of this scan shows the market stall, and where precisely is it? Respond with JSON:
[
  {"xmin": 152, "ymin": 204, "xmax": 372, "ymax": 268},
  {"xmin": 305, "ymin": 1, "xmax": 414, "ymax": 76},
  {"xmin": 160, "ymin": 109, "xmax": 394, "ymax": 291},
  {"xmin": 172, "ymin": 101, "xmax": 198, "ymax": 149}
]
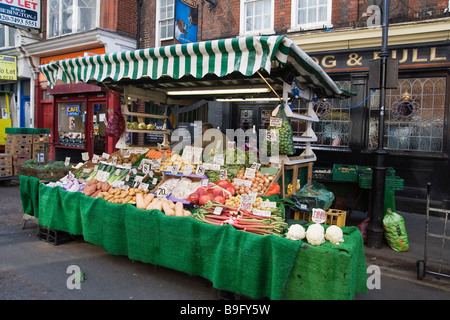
[{"xmin": 28, "ymin": 35, "xmax": 367, "ymax": 299}]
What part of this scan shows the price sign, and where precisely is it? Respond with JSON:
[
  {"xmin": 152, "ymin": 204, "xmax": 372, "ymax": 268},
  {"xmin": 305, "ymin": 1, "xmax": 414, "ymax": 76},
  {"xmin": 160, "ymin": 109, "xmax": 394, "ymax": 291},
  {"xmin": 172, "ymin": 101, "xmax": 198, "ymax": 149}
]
[
  {"xmin": 142, "ymin": 162, "xmax": 151, "ymax": 174},
  {"xmin": 213, "ymin": 206, "xmax": 223, "ymax": 215},
  {"xmin": 183, "ymin": 165, "xmax": 193, "ymax": 176},
  {"xmin": 234, "ymin": 178, "xmax": 252, "ymax": 188},
  {"xmin": 253, "ymin": 209, "xmax": 271, "ymax": 217},
  {"xmin": 111, "ymin": 156, "xmax": 117, "ymax": 165},
  {"xmin": 227, "ymin": 141, "xmax": 236, "ymax": 151},
  {"xmin": 210, "ymin": 164, "xmax": 221, "ymax": 171},
  {"xmin": 171, "ymin": 163, "xmax": 180, "ymax": 175},
  {"xmin": 151, "ymin": 159, "xmax": 161, "ymax": 170},
  {"xmin": 196, "ymin": 165, "xmax": 205, "ymax": 176},
  {"xmin": 122, "ymin": 149, "xmax": 131, "ymax": 158},
  {"xmin": 102, "ymin": 152, "xmax": 110, "ymax": 159},
  {"xmin": 64, "ymin": 157, "xmax": 71, "ymax": 167},
  {"xmin": 182, "ymin": 146, "xmax": 193, "ymax": 161},
  {"xmin": 138, "ymin": 183, "xmax": 149, "ymax": 192},
  {"xmin": 214, "ymin": 154, "xmax": 224, "ymax": 166},
  {"xmin": 250, "ymin": 162, "xmax": 261, "ymax": 171},
  {"xmin": 220, "ymin": 169, "xmax": 227, "ymax": 180},
  {"xmin": 270, "ymin": 117, "xmax": 283, "ymax": 127},
  {"xmin": 81, "ymin": 152, "xmax": 89, "ymax": 161},
  {"xmin": 97, "ymin": 171, "xmax": 110, "ymax": 182},
  {"xmin": 244, "ymin": 168, "xmax": 256, "ymax": 179},
  {"xmin": 92, "ymin": 154, "xmax": 100, "ymax": 163},
  {"xmin": 260, "ymin": 201, "xmax": 277, "ymax": 208},
  {"xmin": 156, "ymin": 187, "xmax": 167, "ymax": 199},
  {"xmin": 267, "ymin": 129, "xmax": 278, "ymax": 142},
  {"xmin": 192, "ymin": 147, "xmax": 203, "ymax": 164},
  {"xmin": 312, "ymin": 208, "xmax": 326, "ymax": 224},
  {"xmin": 111, "ymin": 181, "xmax": 125, "ymax": 188}
]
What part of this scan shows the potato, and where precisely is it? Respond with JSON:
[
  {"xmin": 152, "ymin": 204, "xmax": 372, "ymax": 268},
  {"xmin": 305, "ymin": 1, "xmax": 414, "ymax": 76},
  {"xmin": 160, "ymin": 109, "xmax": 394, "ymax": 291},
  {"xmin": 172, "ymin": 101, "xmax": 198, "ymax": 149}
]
[
  {"xmin": 101, "ymin": 182, "xmax": 110, "ymax": 192},
  {"xmin": 87, "ymin": 178, "xmax": 99, "ymax": 186},
  {"xmin": 84, "ymin": 184, "xmax": 97, "ymax": 196}
]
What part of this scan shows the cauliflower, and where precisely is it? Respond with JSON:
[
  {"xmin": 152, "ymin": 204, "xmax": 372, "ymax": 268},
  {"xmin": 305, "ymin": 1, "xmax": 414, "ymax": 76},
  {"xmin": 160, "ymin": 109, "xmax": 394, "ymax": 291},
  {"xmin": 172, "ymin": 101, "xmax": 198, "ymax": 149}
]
[
  {"xmin": 285, "ymin": 224, "xmax": 306, "ymax": 241},
  {"xmin": 306, "ymin": 223, "xmax": 325, "ymax": 246},
  {"xmin": 325, "ymin": 225, "xmax": 344, "ymax": 245}
]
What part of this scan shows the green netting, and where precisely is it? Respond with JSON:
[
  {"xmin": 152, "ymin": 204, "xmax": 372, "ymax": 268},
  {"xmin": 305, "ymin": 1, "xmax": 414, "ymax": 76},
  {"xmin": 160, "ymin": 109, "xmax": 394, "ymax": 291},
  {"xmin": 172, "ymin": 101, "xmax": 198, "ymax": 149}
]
[
  {"xmin": 19, "ymin": 175, "xmax": 40, "ymax": 217},
  {"xmin": 21, "ymin": 176, "xmax": 367, "ymax": 300}
]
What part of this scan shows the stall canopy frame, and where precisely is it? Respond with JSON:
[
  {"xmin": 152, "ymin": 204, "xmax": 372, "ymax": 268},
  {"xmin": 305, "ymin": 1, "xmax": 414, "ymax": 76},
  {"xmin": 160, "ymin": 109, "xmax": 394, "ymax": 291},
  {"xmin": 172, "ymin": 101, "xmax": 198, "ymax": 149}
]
[{"xmin": 39, "ymin": 35, "xmax": 352, "ymax": 105}]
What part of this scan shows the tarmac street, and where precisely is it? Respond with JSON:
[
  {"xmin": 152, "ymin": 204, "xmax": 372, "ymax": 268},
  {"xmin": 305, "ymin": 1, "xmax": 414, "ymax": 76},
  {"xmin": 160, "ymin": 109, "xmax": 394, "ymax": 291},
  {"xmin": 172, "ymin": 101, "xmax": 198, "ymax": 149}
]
[{"xmin": 1, "ymin": 179, "xmax": 449, "ymax": 301}]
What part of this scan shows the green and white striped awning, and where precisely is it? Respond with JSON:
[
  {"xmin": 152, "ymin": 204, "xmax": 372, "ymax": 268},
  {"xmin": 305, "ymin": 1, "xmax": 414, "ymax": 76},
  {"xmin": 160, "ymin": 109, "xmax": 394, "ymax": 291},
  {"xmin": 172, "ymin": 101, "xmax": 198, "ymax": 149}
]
[{"xmin": 40, "ymin": 36, "xmax": 348, "ymax": 100}]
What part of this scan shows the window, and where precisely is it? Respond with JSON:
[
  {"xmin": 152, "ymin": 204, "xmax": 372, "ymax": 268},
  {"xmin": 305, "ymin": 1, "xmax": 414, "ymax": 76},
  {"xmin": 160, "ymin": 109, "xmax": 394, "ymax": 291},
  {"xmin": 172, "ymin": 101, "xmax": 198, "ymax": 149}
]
[
  {"xmin": 369, "ymin": 77, "xmax": 446, "ymax": 152},
  {"xmin": 240, "ymin": 0, "xmax": 274, "ymax": 36},
  {"xmin": 0, "ymin": 25, "xmax": 16, "ymax": 48},
  {"xmin": 291, "ymin": 0, "xmax": 332, "ymax": 31},
  {"xmin": 57, "ymin": 101, "xmax": 86, "ymax": 148},
  {"xmin": 47, "ymin": 0, "xmax": 100, "ymax": 38},
  {"xmin": 157, "ymin": 0, "xmax": 175, "ymax": 42},
  {"xmin": 291, "ymin": 80, "xmax": 351, "ymax": 147}
]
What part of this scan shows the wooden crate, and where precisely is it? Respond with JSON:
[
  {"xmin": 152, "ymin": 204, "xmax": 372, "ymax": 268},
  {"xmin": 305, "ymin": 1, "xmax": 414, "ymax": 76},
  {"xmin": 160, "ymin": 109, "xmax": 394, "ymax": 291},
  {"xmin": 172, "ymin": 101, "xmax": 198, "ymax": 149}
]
[{"xmin": 293, "ymin": 208, "xmax": 346, "ymax": 227}]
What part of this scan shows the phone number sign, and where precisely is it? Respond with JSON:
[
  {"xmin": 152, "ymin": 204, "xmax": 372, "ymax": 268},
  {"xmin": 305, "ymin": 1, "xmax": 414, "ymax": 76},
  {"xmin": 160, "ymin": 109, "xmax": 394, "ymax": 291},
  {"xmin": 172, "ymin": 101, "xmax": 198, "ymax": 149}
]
[{"xmin": 0, "ymin": 0, "xmax": 41, "ymax": 30}]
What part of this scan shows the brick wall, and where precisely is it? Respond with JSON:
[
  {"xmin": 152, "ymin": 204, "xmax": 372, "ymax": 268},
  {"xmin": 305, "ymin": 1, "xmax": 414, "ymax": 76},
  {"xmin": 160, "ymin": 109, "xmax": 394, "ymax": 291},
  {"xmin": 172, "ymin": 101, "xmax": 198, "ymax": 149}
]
[
  {"xmin": 138, "ymin": 0, "xmax": 450, "ymax": 48},
  {"xmin": 116, "ymin": 0, "xmax": 138, "ymax": 37}
]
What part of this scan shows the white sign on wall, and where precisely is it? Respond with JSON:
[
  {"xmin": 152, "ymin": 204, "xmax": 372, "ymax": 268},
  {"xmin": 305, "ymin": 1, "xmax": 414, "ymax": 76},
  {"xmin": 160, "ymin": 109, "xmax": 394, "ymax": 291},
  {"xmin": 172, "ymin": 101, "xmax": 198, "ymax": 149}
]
[{"xmin": 0, "ymin": 0, "xmax": 41, "ymax": 29}]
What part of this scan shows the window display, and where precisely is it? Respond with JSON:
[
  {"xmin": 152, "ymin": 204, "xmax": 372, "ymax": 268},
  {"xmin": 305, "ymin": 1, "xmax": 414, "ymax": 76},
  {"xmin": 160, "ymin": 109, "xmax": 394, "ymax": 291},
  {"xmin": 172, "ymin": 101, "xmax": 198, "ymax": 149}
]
[{"xmin": 58, "ymin": 101, "xmax": 86, "ymax": 148}]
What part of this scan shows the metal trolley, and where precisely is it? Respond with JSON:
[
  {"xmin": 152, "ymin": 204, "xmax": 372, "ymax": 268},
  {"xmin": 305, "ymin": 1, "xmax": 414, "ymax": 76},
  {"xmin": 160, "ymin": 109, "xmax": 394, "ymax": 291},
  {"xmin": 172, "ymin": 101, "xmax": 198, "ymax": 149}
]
[{"xmin": 417, "ymin": 182, "xmax": 450, "ymax": 280}]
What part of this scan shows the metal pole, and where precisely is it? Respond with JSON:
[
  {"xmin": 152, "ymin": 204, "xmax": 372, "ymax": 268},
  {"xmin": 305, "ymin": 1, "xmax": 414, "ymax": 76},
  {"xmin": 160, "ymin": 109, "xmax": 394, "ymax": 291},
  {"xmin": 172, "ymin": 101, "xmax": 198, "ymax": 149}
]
[{"xmin": 367, "ymin": 0, "xmax": 389, "ymax": 249}]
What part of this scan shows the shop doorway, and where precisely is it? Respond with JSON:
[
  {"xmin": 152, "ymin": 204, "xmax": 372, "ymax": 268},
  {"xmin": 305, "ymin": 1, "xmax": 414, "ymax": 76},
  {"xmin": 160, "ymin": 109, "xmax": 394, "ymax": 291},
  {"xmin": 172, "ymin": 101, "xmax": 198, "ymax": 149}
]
[{"xmin": 91, "ymin": 102, "xmax": 107, "ymax": 155}]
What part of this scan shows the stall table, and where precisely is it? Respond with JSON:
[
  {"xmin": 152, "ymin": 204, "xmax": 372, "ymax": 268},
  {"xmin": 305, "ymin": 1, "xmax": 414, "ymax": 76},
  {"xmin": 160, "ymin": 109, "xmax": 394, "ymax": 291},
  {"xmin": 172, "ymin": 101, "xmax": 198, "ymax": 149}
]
[{"xmin": 20, "ymin": 175, "xmax": 367, "ymax": 300}]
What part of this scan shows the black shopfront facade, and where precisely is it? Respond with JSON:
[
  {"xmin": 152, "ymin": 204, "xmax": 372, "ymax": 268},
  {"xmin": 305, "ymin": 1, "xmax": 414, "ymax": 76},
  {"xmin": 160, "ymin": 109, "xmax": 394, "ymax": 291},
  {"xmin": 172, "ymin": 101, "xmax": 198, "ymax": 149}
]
[{"xmin": 304, "ymin": 42, "xmax": 450, "ymax": 213}]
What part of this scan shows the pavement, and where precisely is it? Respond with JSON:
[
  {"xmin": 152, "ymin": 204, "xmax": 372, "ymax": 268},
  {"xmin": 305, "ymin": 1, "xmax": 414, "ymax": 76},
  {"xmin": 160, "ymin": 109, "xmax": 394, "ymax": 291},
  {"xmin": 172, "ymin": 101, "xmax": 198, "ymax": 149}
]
[{"xmin": 2, "ymin": 176, "xmax": 450, "ymax": 293}]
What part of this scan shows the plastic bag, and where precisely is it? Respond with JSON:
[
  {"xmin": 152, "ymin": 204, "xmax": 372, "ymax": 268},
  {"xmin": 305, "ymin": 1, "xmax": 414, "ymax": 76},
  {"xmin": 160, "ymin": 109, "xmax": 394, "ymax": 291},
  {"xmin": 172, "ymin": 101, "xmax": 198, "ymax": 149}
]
[
  {"xmin": 383, "ymin": 208, "xmax": 409, "ymax": 252},
  {"xmin": 283, "ymin": 181, "xmax": 335, "ymax": 213},
  {"xmin": 261, "ymin": 104, "xmax": 295, "ymax": 156},
  {"xmin": 106, "ymin": 107, "xmax": 125, "ymax": 138}
]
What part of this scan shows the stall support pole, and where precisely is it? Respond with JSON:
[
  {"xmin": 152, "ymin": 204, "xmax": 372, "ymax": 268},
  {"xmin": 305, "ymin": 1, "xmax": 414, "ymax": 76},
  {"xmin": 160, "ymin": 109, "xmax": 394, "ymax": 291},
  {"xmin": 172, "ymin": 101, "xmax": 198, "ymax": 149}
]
[{"xmin": 367, "ymin": 0, "xmax": 389, "ymax": 249}]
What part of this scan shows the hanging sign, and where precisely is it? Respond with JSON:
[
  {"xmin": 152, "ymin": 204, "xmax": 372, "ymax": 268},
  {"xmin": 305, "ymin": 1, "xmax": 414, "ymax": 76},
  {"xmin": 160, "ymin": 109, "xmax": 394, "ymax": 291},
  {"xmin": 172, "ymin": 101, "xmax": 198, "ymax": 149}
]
[
  {"xmin": 174, "ymin": 0, "xmax": 198, "ymax": 44},
  {"xmin": 0, "ymin": 0, "xmax": 41, "ymax": 29}
]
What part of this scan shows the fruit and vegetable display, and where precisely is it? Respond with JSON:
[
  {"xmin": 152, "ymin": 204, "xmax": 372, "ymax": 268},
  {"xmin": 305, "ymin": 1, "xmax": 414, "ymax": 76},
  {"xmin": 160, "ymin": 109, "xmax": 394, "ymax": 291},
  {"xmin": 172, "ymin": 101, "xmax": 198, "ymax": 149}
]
[
  {"xmin": 260, "ymin": 105, "xmax": 295, "ymax": 156},
  {"xmin": 231, "ymin": 169, "xmax": 276, "ymax": 196},
  {"xmin": 126, "ymin": 121, "xmax": 158, "ymax": 131}
]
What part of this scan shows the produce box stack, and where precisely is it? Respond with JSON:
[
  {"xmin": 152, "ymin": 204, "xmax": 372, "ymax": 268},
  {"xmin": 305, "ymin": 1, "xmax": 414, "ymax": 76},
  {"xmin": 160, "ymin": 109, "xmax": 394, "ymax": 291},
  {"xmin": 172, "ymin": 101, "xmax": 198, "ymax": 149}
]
[
  {"xmin": 5, "ymin": 128, "xmax": 33, "ymax": 175},
  {"xmin": 31, "ymin": 128, "xmax": 51, "ymax": 162},
  {"xmin": 0, "ymin": 153, "xmax": 13, "ymax": 177}
]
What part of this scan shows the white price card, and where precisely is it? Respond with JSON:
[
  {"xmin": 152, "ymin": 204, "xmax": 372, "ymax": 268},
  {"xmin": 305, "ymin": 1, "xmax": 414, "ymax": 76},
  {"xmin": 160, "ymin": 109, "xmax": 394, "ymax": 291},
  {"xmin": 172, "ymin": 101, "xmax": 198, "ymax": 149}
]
[
  {"xmin": 267, "ymin": 129, "xmax": 278, "ymax": 142},
  {"xmin": 227, "ymin": 141, "xmax": 236, "ymax": 151},
  {"xmin": 138, "ymin": 183, "xmax": 149, "ymax": 192},
  {"xmin": 196, "ymin": 165, "xmax": 205, "ymax": 176},
  {"xmin": 65, "ymin": 157, "xmax": 71, "ymax": 166},
  {"xmin": 92, "ymin": 154, "xmax": 100, "ymax": 163},
  {"xmin": 142, "ymin": 162, "xmax": 151, "ymax": 174},
  {"xmin": 182, "ymin": 146, "xmax": 193, "ymax": 161},
  {"xmin": 81, "ymin": 152, "xmax": 89, "ymax": 161},
  {"xmin": 171, "ymin": 163, "xmax": 180, "ymax": 175},
  {"xmin": 312, "ymin": 208, "xmax": 326, "ymax": 224},
  {"xmin": 214, "ymin": 154, "xmax": 224, "ymax": 166},
  {"xmin": 151, "ymin": 159, "xmax": 161, "ymax": 170},
  {"xmin": 270, "ymin": 117, "xmax": 283, "ymax": 127},
  {"xmin": 97, "ymin": 171, "xmax": 110, "ymax": 182},
  {"xmin": 253, "ymin": 209, "xmax": 272, "ymax": 217},
  {"xmin": 102, "ymin": 152, "xmax": 110, "ymax": 159},
  {"xmin": 111, "ymin": 156, "xmax": 117, "ymax": 165},
  {"xmin": 220, "ymin": 169, "xmax": 227, "ymax": 180},
  {"xmin": 183, "ymin": 165, "xmax": 193, "ymax": 176},
  {"xmin": 156, "ymin": 187, "xmax": 167, "ymax": 199},
  {"xmin": 245, "ymin": 168, "xmax": 256, "ymax": 179},
  {"xmin": 260, "ymin": 201, "xmax": 277, "ymax": 208},
  {"xmin": 213, "ymin": 206, "xmax": 223, "ymax": 215}
]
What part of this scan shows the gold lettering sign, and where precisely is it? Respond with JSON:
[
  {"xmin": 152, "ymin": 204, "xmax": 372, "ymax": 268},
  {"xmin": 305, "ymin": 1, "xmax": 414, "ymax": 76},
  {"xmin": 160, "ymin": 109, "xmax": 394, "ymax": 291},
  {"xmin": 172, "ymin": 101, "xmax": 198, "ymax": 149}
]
[{"xmin": 181, "ymin": 0, "xmax": 198, "ymax": 7}]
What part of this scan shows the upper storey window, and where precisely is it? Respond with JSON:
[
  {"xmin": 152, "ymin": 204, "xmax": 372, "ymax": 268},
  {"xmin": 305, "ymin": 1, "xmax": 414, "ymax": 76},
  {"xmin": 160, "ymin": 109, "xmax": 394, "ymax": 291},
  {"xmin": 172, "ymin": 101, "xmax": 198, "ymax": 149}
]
[
  {"xmin": 240, "ymin": 0, "xmax": 274, "ymax": 36},
  {"xmin": 47, "ymin": 0, "xmax": 100, "ymax": 38},
  {"xmin": 291, "ymin": 0, "xmax": 332, "ymax": 31}
]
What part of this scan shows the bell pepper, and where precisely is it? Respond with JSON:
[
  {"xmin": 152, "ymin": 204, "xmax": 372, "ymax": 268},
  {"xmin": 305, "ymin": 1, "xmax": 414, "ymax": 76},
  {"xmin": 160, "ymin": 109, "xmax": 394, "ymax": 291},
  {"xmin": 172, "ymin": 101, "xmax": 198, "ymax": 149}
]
[{"xmin": 266, "ymin": 183, "xmax": 280, "ymax": 196}]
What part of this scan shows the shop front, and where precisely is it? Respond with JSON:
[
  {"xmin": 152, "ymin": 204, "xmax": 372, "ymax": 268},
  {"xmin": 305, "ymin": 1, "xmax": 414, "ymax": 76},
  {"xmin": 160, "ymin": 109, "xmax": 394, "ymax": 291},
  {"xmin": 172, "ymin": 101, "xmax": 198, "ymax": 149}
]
[
  {"xmin": 302, "ymin": 42, "xmax": 450, "ymax": 212},
  {"xmin": 36, "ymin": 48, "xmax": 121, "ymax": 163}
]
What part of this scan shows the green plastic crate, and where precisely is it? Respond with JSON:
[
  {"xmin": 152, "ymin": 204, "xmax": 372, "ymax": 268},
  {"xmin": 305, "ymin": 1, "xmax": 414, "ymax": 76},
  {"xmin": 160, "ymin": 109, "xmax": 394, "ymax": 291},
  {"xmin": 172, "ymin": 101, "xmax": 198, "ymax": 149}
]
[
  {"xmin": 5, "ymin": 127, "xmax": 26, "ymax": 134},
  {"xmin": 332, "ymin": 164, "xmax": 358, "ymax": 182}
]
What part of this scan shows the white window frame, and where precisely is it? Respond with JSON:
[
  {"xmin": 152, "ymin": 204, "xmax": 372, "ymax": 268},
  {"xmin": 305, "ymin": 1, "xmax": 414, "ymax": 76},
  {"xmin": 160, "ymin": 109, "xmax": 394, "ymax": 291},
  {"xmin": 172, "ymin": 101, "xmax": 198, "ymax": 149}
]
[
  {"xmin": 290, "ymin": 0, "xmax": 333, "ymax": 32},
  {"xmin": 240, "ymin": 0, "xmax": 275, "ymax": 37},
  {"xmin": 0, "ymin": 25, "xmax": 16, "ymax": 48},
  {"xmin": 155, "ymin": 0, "xmax": 175, "ymax": 46},
  {"xmin": 47, "ymin": 0, "xmax": 101, "ymax": 39}
]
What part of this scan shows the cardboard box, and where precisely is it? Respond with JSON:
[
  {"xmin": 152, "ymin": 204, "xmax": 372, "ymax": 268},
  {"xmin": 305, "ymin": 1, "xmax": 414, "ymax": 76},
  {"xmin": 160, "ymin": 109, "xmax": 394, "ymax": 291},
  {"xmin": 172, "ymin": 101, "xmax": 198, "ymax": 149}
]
[
  {"xmin": 0, "ymin": 167, "xmax": 13, "ymax": 177},
  {"xmin": 0, "ymin": 154, "xmax": 12, "ymax": 167},
  {"xmin": 33, "ymin": 133, "xmax": 50, "ymax": 144},
  {"xmin": 13, "ymin": 156, "xmax": 30, "ymax": 167},
  {"xmin": 6, "ymin": 134, "xmax": 33, "ymax": 146},
  {"xmin": 5, "ymin": 144, "xmax": 32, "ymax": 157}
]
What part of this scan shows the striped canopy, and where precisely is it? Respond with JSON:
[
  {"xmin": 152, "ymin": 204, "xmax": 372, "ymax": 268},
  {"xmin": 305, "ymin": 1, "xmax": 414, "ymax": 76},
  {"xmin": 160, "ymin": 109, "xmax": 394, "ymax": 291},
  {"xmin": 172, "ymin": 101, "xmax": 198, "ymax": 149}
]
[{"xmin": 40, "ymin": 35, "xmax": 347, "ymax": 99}]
